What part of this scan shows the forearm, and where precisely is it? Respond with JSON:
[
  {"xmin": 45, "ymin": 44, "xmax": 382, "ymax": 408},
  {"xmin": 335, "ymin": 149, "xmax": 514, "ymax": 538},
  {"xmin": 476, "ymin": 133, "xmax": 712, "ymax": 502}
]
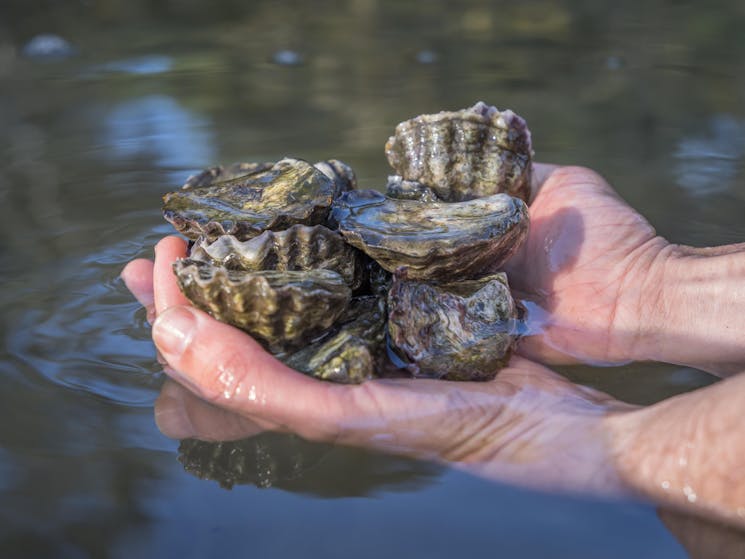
[
  {"xmin": 609, "ymin": 371, "xmax": 745, "ymax": 526},
  {"xmin": 636, "ymin": 243, "xmax": 745, "ymax": 376}
]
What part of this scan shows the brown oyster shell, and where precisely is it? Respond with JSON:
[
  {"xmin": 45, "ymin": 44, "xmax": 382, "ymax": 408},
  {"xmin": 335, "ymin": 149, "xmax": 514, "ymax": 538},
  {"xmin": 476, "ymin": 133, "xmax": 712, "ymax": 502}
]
[
  {"xmin": 173, "ymin": 259, "xmax": 351, "ymax": 352},
  {"xmin": 163, "ymin": 157, "xmax": 336, "ymax": 241},
  {"xmin": 182, "ymin": 162, "xmax": 274, "ymax": 190},
  {"xmin": 387, "ymin": 272, "xmax": 519, "ymax": 381},
  {"xmin": 385, "ymin": 175, "xmax": 440, "ymax": 202},
  {"xmin": 282, "ymin": 296, "xmax": 387, "ymax": 383},
  {"xmin": 188, "ymin": 225, "xmax": 365, "ymax": 290},
  {"xmin": 331, "ymin": 189, "xmax": 528, "ymax": 281},
  {"xmin": 385, "ymin": 102, "xmax": 533, "ymax": 202},
  {"xmin": 313, "ymin": 159, "xmax": 357, "ymax": 198}
]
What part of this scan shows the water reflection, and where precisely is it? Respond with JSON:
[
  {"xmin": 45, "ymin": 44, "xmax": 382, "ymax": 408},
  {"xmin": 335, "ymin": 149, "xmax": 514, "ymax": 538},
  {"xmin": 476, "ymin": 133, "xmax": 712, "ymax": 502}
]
[
  {"xmin": 103, "ymin": 94, "xmax": 215, "ymax": 171},
  {"xmin": 675, "ymin": 114, "xmax": 745, "ymax": 196},
  {"xmin": 179, "ymin": 433, "xmax": 441, "ymax": 495}
]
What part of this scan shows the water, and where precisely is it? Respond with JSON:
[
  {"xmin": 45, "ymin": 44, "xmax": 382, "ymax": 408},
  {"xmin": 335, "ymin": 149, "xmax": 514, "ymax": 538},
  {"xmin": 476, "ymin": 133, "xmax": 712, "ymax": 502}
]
[{"xmin": 1, "ymin": 1, "xmax": 744, "ymax": 557}]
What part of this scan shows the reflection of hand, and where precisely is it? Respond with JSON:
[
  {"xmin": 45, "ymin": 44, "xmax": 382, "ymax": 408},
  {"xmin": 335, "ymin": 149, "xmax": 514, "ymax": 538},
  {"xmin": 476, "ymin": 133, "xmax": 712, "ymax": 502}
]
[
  {"xmin": 512, "ymin": 164, "xmax": 745, "ymax": 375},
  {"xmin": 122, "ymin": 236, "xmax": 635, "ymax": 496}
]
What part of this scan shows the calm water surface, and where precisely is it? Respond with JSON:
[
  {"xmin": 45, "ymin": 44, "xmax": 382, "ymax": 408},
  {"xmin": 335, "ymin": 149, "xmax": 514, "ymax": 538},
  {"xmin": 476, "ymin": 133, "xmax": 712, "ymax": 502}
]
[{"xmin": 1, "ymin": 1, "xmax": 744, "ymax": 557}]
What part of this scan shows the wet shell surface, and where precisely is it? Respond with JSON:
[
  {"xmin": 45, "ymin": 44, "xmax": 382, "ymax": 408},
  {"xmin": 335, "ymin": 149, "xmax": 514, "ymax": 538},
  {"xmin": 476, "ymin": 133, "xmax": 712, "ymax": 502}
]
[
  {"xmin": 188, "ymin": 224, "xmax": 365, "ymax": 290},
  {"xmin": 387, "ymin": 272, "xmax": 520, "ymax": 381},
  {"xmin": 331, "ymin": 189, "xmax": 529, "ymax": 281},
  {"xmin": 173, "ymin": 259, "xmax": 351, "ymax": 352},
  {"xmin": 385, "ymin": 101, "xmax": 533, "ymax": 202},
  {"xmin": 163, "ymin": 157, "xmax": 336, "ymax": 242},
  {"xmin": 385, "ymin": 175, "xmax": 440, "ymax": 202}
]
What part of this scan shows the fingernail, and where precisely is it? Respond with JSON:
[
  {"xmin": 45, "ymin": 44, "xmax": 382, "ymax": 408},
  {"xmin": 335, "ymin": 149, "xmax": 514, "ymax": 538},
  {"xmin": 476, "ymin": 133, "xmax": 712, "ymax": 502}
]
[
  {"xmin": 155, "ymin": 394, "xmax": 195, "ymax": 439},
  {"xmin": 153, "ymin": 306, "xmax": 196, "ymax": 360}
]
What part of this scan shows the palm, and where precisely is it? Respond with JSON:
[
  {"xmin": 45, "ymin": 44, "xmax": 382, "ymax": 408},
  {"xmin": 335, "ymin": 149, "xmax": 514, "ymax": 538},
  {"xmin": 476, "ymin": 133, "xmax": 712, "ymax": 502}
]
[{"xmin": 505, "ymin": 166, "xmax": 664, "ymax": 365}]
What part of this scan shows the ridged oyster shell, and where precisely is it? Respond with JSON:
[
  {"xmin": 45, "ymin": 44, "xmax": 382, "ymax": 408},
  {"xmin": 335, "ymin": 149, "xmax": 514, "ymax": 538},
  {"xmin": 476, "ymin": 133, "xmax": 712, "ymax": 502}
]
[
  {"xmin": 331, "ymin": 189, "xmax": 528, "ymax": 281},
  {"xmin": 385, "ymin": 101, "xmax": 533, "ymax": 202},
  {"xmin": 189, "ymin": 224, "xmax": 365, "ymax": 290},
  {"xmin": 182, "ymin": 161, "xmax": 274, "ymax": 190},
  {"xmin": 385, "ymin": 175, "xmax": 440, "ymax": 202},
  {"xmin": 163, "ymin": 158, "xmax": 336, "ymax": 242},
  {"xmin": 387, "ymin": 272, "xmax": 519, "ymax": 381},
  {"xmin": 282, "ymin": 295, "xmax": 387, "ymax": 383},
  {"xmin": 173, "ymin": 259, "xmax": 351, "ymax": 352}
]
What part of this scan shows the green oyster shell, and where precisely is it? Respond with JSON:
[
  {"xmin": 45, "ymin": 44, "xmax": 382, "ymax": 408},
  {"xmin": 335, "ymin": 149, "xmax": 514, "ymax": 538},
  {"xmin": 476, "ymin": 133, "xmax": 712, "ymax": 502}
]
[
  {"xmin": 173, "ymin": 259, "xmax": 351, "ymax": 352},
  {"xmin": 387, "ymin": 272, "xmax": 520, "ymax": 381},
  {"xmin": 282, "ymin": 295, "xmax": 387, "ymax": 383},
  {"xmin": 163, "ymin": 157, "xmax": 336, "ymax": 241}
]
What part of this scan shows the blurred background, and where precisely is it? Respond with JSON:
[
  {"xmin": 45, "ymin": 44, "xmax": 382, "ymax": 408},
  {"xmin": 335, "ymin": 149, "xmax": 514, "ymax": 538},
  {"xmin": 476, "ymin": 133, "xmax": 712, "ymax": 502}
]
[{"xmin": 1, "ymin": 1, "xmax": 744, "ymax": 557}]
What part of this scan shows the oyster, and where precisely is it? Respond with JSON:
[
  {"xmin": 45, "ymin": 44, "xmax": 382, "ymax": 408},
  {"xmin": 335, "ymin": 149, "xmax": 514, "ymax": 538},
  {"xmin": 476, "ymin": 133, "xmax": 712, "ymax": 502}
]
[
  {"xmin": 173, "ymin": 259, "xmax": 351, "ymax": 352},
  {"xmin": 385, "ymin": 101, "xmax": 533, "ymax": 202},
  {"xmin": 387, "ymin": 272, "xmax": 520, "ymax": 381},
  {"xmin": 163, "ymin": 157, "xmax": 336, "ymax": 241},
  {"xmin": 182, "ymin": 161, "xmax": 273, "ymax": 190},
  {"xmin": 331, "ymin": 189, "xmax": 528, "ymax": 281},
  {"xmin": 283, "ymin": 295, "xmax": 387, "ymax": 383},
  {"xmin": 188, "ymin": 225, "xmax": 365, "ymax": 290},
  {"xmin": 385, "ymin": 175, "xmax": 440, "ymax": 202},
  {"xmin": 313, "ymin": 159, "xmax": 357, "ymax": 198}
]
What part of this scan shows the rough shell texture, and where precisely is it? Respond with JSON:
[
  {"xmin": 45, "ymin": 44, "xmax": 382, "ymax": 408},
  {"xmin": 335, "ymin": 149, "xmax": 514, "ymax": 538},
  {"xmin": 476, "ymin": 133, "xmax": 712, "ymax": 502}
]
[
  {"xmin": 313, "ymin": 159, "xmax": 357, "ymax": 198},
  {"xmin": 282, "ymin": 295, "xmax": 387, "ymax": 383},
  {"xmin": 385, "ymin": 101, "xmax": 533, "ymax": 202},
  {"xmin": 385, "ymin": 175, "xmax": 440, "ymax": 202},
  {"xmin": 387, "ymin": 272, "xmax": 519, "ymax": 381},
  {"xmin": 173, "ymin": 259, "xmax": 351, "ymax": 352},
  {"xmin": 331, "ymin": 189, "xmax": 529, "ymax": 281},
  {"xmin": 163, "ymin": 158, "xmax": 336, "ymax": 241},
  {"xmin": 188, "ymin": 225, "xmax": 365, "ymax": 290},
  {"xmin": 182, "ymin": 162, "xmax": 273, "ymax": 190}
]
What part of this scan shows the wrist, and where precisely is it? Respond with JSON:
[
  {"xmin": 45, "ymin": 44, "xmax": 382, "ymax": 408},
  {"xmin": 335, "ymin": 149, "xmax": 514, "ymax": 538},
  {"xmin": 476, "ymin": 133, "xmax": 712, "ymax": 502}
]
[
  {"xmin": 608, "ymin": 375, "xmax": 745, "ymax": 526},
  {"xmin": 632, "ymin": 243, "xmax": 745, "ymax": 375}
]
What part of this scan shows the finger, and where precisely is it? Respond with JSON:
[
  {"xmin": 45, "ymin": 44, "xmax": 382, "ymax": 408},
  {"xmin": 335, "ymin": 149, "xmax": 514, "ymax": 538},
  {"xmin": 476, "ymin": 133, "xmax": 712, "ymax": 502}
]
[
  {"xmin": 529, "ymin": 162, "xmax": 561, "ymax": 203},
  {"xmin": 153, "ymin": 236, "xmax": 190, "ymax": 315},
  {"xmin": 121, "ymin": 258, "xmax": 156, "ymax": 323},
  {"xmin": 152, "ymin": 305, "xmax": 349, "ymax": 442},
  {"xmin": 155, "ymin": 379, "xmax": 268, "ymax": 441}
]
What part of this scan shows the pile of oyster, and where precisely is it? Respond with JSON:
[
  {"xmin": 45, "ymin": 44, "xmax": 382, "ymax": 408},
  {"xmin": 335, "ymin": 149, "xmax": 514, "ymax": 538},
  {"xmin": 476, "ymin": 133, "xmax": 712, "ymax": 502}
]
[{"xmin": 162, "ymin": 102, "xmax": 532, "ymax": 383}]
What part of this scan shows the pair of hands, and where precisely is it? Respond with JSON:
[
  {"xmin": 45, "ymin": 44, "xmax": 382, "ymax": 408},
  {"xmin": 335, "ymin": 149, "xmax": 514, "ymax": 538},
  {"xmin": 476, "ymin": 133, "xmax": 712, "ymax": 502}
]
[{"xmin": 122, "ymin": 164, "xmax": 743, "ymax": 522}]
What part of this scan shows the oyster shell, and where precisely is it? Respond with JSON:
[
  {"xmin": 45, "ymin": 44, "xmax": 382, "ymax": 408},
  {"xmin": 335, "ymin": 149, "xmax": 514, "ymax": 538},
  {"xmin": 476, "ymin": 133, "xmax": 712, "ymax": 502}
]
[
  {"xmin": 163, "ymin": 157, "xmax": 336, "ymax": 241},
  {"xmin": 387, "ymin": 272, "xmax": 519, "ymax": 381},
  {"xmin": 384, "ymin": 101, "xmax": 533, "ymax": 202},
  {"xmin": 385, "ymin": 175, "xmax": 440, "ymax": 202},
  {"xmin": 313, "ymin": 159, "xmax": 357, "ymax": 198},
  {"xmin": 188, "ymin": 225, "xmax": 365, "ymax": 290},
  {"xmin": 173, "ymin": 259, "xmax": 351, "ymax": 352},
  {"xmin": 283, "ymin": 295, "xmax": 387, "ymax": 383},
  {"xmin": 182, "ymin": 161, "xmax": 273, "ymax": 190},
  {"xmin": 331, "ymin": 189, "xmax": 528, "ymax": 281}
]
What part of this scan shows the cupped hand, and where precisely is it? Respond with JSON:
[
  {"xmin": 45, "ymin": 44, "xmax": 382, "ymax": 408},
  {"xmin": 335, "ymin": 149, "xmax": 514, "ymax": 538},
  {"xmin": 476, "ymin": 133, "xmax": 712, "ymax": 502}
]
[
  {"xmin": 506, "ymin": 164, "xmax": 669, "ymax": 365},
  {"xmin": 122, "ymin": 236, "xmax": 637, "ymax": 497}
]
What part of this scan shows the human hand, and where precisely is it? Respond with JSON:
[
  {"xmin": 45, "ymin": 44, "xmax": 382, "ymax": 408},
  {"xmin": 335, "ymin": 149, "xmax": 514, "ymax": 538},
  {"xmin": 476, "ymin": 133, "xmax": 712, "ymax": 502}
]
[
  {"xmin": 123, "ymin": 235, "xmax": 745, "ymax": 528},
  {"xmin": 510, "ymin": 164, "xmax": 745, "ymax": 375},
  {"xmin": 121, "ymin": 236, "xmax": 636, "ymax": 496},
  {"xmin": 505, "ymin": 164, "xmax": 667, "ymax": 365}
]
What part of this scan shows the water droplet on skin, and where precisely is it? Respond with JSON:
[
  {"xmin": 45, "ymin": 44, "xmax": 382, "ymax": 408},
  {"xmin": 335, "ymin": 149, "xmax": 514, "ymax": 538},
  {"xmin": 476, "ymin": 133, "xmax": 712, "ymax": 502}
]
[
  {"xmin": 217, "ymin": 368, "xmax": 236, "ymax": 399},
  {"xmin": 661, "ymin": 480, "xmax": 671, "ymax": 490},
  {"xmin": 683, "ymin": 485, "xmax": 697, "ymax": 503},
  {"xmin": 248, "ymin": 385, "xmax": 257, "ymax": 402}
]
